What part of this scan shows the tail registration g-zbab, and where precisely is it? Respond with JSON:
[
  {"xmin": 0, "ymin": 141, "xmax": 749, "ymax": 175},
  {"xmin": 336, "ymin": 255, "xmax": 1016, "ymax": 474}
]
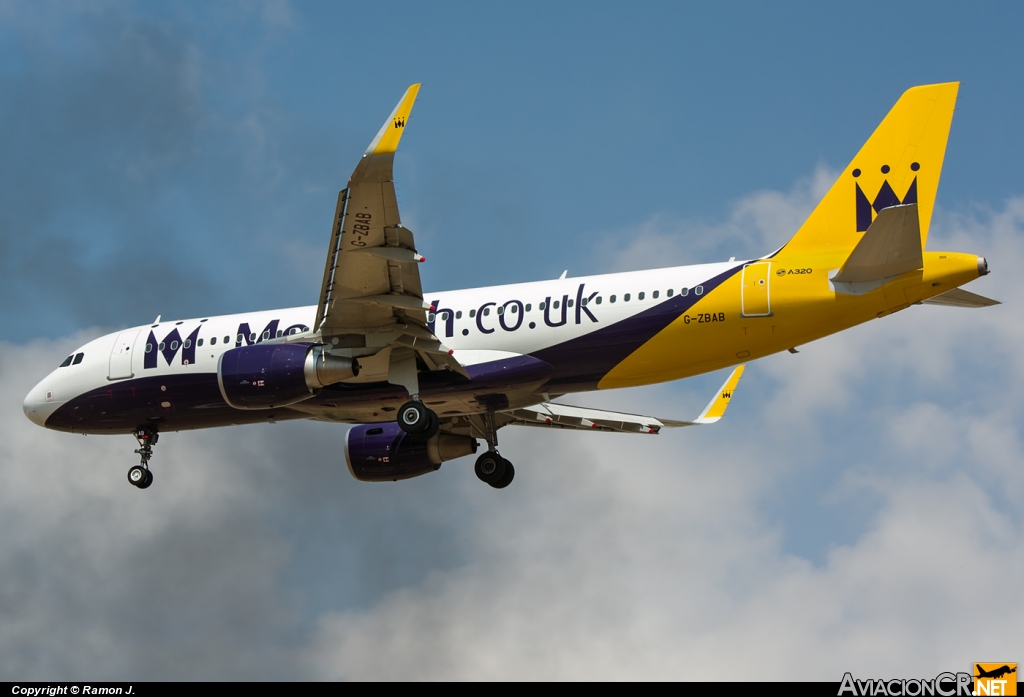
[{"xmin": 23, "ymin": 83, "xmax": 997, "ymax": 490}]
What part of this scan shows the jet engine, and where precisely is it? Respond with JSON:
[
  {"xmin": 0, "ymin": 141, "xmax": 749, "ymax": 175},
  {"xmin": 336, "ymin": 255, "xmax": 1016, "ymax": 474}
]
[
  {"xmin": 345, "ymin": 422, "xmax": 478, "ymax": 481},
  {"xmin": 218, "ymin": 343, "xmax": 358, "ymax": 410}
]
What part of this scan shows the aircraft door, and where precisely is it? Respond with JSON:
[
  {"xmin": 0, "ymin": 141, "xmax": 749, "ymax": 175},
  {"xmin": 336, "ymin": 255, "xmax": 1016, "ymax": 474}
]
[
  {"xmin": 741, "ymin": 262, "xmax": 772, "ymax": 317},
  {"xmin": 108, "ymin": 329, "xmax": 140, "ymax": 380}
]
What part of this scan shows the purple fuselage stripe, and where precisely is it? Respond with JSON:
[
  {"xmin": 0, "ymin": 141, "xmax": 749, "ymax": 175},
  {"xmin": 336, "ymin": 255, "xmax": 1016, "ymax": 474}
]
[{"xmin": 531, "ymin": 264, "xmax": 743, "ymax": 389}]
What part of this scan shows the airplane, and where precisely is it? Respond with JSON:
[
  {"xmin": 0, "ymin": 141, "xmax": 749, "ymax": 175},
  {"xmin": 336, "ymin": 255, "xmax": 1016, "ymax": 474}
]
[
  {"xmin": 975, "ymin": 665, "xmax": 1016, "ymax": 681},
  {"xmin": 22, "ymin": 82, "xmax": 998, "ymax": 490}
]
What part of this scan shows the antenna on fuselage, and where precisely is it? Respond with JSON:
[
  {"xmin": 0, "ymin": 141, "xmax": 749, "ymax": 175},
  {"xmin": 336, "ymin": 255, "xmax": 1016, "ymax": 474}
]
[
  {"xmin": 153, "ymin": 315, "xmax": 161, "ymax": 324},
  {"xmin": 558, "ymin": 270, "xmax": 567, "ymax": 280}
]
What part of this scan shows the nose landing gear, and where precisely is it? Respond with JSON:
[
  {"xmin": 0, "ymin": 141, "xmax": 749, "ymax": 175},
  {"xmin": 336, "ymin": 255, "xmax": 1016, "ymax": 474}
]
[{"xmin": 128, "ymin": 427, "xmax": 157, "ymax": 489}]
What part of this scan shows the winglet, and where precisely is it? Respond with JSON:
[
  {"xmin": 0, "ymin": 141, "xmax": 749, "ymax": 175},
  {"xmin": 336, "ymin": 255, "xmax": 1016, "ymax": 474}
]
[
  {"xmin": 349, "ymin": 84, "xmax": 421, "ymax": 187},
  {"xmin": 693, "ymin": 365, "xmax": 745, "ymax": 424},
  {"xmin": 365, "ymin": 83, "xmax": 421, "ymax": 158}
]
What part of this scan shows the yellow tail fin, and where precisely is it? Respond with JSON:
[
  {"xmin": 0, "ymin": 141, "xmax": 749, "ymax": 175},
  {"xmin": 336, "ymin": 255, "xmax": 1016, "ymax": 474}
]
[{"xmin": 776, "ymin": 83, "xmax": 958, "ymax": 259}]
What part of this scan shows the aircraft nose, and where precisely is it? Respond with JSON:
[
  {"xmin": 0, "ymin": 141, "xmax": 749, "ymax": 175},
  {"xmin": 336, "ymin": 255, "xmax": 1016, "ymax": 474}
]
[{"xmin": 23, "ymin": 381, "xmax": 50, "ymax": 427}]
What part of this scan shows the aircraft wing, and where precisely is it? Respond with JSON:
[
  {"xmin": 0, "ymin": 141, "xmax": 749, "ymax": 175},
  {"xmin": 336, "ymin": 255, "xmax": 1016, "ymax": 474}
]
[
  {"xmin": 314, "ymin": 85, "xmax": 465, "ymax": 379},
  {"xmin": 503, "ymin": 366, "xmax": 745, "ymax": 434}
]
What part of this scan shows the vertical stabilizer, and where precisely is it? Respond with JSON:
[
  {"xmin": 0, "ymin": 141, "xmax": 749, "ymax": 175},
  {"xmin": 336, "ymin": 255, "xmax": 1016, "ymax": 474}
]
[{"xmin": 776, "ymin": 83, "xmax": 958, "ymax": 258}]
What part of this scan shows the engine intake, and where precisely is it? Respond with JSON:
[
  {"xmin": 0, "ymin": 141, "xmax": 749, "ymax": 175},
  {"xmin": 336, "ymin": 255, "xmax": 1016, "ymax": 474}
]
[
  {"xmin": 345, "ymin": 422, "xmax": 478, "ymax": 482},
  {"xmin": 218, "ymin": 343, "xmax": 359, "ymax": 410}
]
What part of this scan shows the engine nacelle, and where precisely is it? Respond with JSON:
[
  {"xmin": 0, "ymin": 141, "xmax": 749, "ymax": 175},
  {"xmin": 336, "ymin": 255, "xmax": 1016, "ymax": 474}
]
[
  {"xmin": 345, "ymin": 422, "xmax": 478, "ymax": 482},
  {"xmin": 218, "ymin": 343, "xmax": 358, "ymax": 410}
]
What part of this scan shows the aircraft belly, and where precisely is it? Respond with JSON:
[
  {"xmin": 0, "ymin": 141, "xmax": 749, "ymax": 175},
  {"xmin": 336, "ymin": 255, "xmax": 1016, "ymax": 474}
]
[
  {"xmin": 48, "ymin": 352, "xmax": 555, "ymax": 434},
  {"xmin": 45, "ymin": 373, "xmax": 271, "ymax": 434}
]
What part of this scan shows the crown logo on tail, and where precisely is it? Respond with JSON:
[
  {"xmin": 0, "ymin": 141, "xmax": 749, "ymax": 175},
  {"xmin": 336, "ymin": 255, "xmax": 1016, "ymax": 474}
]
[{"xmin": 854, "ymin": 163, "xmax": 920, "ymax": 231}]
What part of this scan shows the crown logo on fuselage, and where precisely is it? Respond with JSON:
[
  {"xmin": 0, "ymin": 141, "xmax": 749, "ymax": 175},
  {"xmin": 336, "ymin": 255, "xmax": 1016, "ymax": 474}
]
[
  {"xmin": 853, "ymin": 163, "xmax": 920, "ymax": 231},
  {"xmin": 394, "ymin": 117, "xmax": 405, "ymax": 129}
]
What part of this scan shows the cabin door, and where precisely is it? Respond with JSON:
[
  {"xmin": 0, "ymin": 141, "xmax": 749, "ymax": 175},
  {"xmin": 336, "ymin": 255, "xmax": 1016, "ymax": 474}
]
[
  {"xmin": 108, "ymin": 329, "xmax": 140, "ymax": 380},
  {"xmin": 741, "ymin": 262, "xmax": 772, "ymax": 317}
]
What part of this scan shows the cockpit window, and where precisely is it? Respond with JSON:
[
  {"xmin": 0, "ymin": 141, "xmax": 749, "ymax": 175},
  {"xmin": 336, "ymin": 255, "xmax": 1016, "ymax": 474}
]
[
  {"xmin": 72, "ymin": 353, "xmax": 84, "ymax": 365},
  {"xmin": 59, "ymin": 355, "xmax": 73, "ymax": 368}
]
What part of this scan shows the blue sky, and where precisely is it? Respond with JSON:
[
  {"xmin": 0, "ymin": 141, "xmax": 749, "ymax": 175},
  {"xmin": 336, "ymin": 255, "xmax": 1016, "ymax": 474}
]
[{"xmin": 1, "ymin": 1, "xmax": 1022, "ymax": 680}]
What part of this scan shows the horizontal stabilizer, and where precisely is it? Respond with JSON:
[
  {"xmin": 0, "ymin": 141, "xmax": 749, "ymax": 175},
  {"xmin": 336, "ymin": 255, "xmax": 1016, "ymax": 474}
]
[
  {"xmin": 832, "ymin": 203, "xmax": 923, "ymax": 294},
  {"xmin": 922, "ymin": 287, "xmax": 1001, "ymax": 308},
  {"xmin": 503, "ymin": 365, "xmax": 745, "ymax": 434}
]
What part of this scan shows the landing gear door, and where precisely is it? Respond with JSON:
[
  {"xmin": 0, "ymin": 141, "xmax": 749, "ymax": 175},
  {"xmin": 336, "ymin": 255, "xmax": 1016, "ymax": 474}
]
[
  {"xmin": 108, "ymin": 329, "xmax": 141, "ymax": 380},
  {"xmin": 741, "ymin": 262, "xmax": 772, "ymax": 317}
]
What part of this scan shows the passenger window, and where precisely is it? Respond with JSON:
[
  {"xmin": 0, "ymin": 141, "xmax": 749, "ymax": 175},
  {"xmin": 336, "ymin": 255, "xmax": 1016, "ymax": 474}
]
[
  {"xmin": 638, "ymin": 292, "xmax": 645, "ymax": 300},
  {"xmin": 510, "ymin": 305, "xmax": 518, "ymax": 314},
  {"xmin": 469, "ymin": 309, "xmax": 476, "ymax": 318},
  {"xmin": 249, "ymin": 333, "xmax": 256, "ymax": 342},
  {"xmin": 224, "ymin": 336, "xmax": 230, "ymax": 344},
  {"xmin": 210, "ymin": 337, "xmax": 217, "ymax": 346},
  {"xmin": 553, "ymin": 301, "xmax": 560, "ymax": 309},
  {"xmin": 695, "ymin": 285, "xmax": 704, "ymax": 296},
  {"xmin": 624, "ymin": 294, "xmax": 631, "ymax": 302},
  {"xmin": 667, "ymin": 289, "xmax": 674, "ymax": 297},
  {"xmin": 610, "ymin": 295, "xmax": 616, "ymax": 303},
  {"xmin": 428, "ymin": 313, "xmax": 435, "ymax": 322},
  {"xmin": 144, "ymin": 344, "xmax": 153, "ymax": 354},
  {"xmin": 276, "ymin": 330, "xmax": 283, "ymax": 338},
  {"xmin": 580, "ymin": 298, "xmax": 587, "ymax": 306},
  {"xmin": 525, "ymin": 303, "xmax": 532, "ymax": 312},
  {"xmin": 456, "ymin": 311, "xmax": 463, "ymax": 319},
  {"xmin": 483, "ymin": 307, "xmax": 490, "ymax": 316},
  {"xmin": 497, "ymin": 306, "xmax": 503, "ymax": 315},
  {"xmin": 653, "ymin": 290, "xmax": 659, "ymax": 299},
  {"xmin": 60, "ymin": 355, "xmax": 73, "ymax": 367},
  {"xmin": 159, "ymin": 342, "xmax": 166, "ymax": 351},
  {"xmin": 72, "ymin": 353, "xmax": 84, "ymax": 365},
  {"xmin": 236, "ymin": 334, "xmax": 244, "ymax": 344},
  {"xmin": 539, "ymin": 302, "xmax": 546, "ymax": 310},
  {"xmin": 681, "ymin": 287, "xmax": 689, "ymax": 296},
  {"xmin": 183, "ymin": 340, "xmax": 191, "ymax": 349},
  {"xmin": 170, "ymin": 341, "xmax": 179, "ymax": 351},
  {"xmin": 262, "ymin": 331, "xmax": 270, "ymax": 341},
  {"xmin": 596, "ymin": 297, "xmax": 602, "ymax": 305}
]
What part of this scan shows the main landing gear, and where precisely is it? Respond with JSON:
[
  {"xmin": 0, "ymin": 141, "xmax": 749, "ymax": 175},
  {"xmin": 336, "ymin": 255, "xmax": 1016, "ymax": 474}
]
[
  {"xmin": 474, "ymin": 412, "xmax": 515, "ymax": 489},
  {"xmin": 128, "ymin": 426, "xmax": 157, "ymax": 490},
  {"xmin": 475, "ymin": 450, "xmax": 515, "ymax": 489},
  {"xmin": 396, "ymin": 399, "xmax": 439, "ymax": 439}
]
